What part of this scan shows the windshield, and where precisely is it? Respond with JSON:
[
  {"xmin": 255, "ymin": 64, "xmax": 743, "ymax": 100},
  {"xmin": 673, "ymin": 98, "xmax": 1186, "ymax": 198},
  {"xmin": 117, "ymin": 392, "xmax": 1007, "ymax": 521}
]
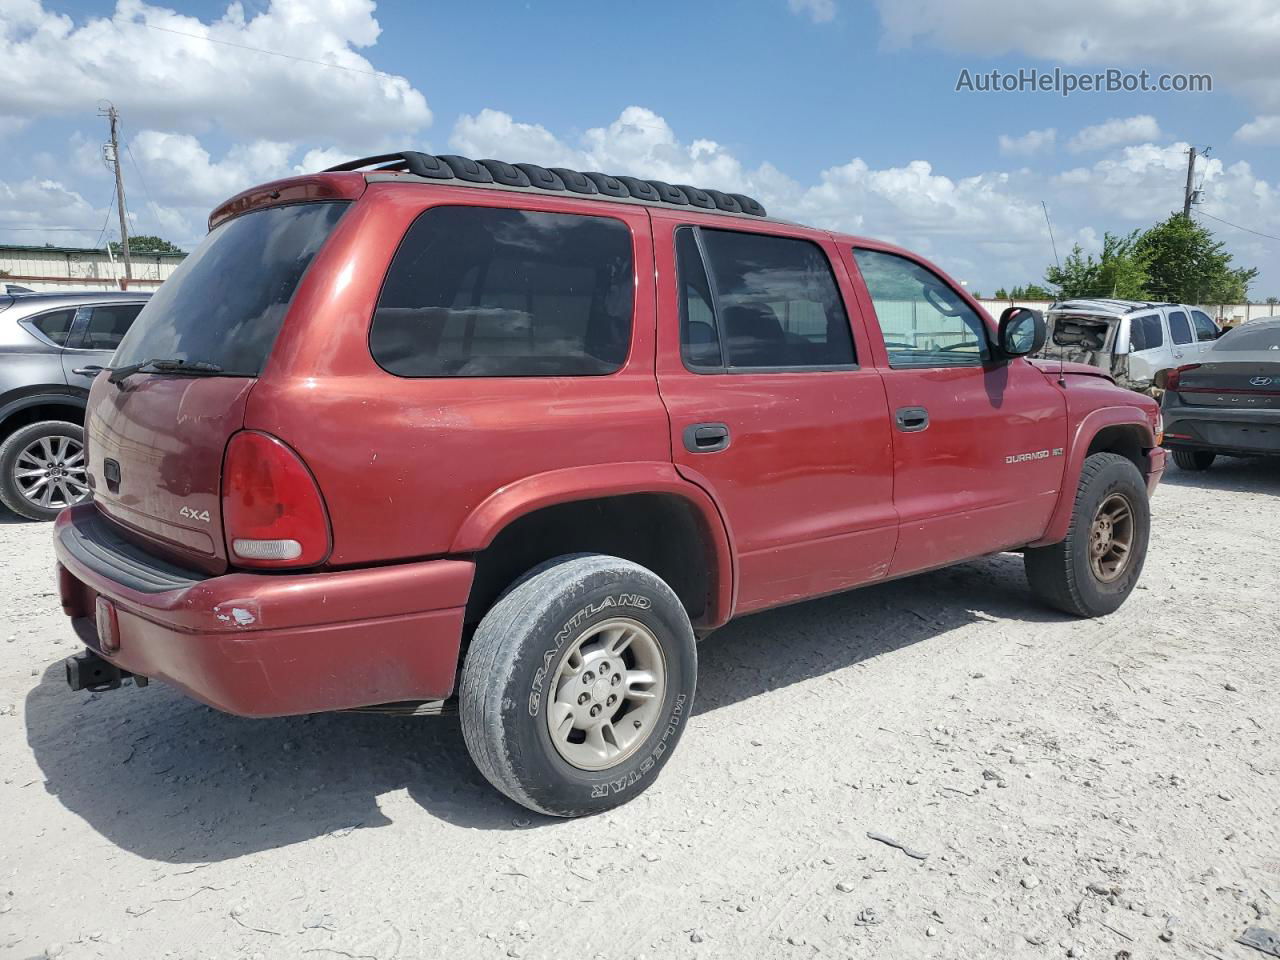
[{"xmin": 112, "ymin": 201, "xmax": 349, "ymax": 375}]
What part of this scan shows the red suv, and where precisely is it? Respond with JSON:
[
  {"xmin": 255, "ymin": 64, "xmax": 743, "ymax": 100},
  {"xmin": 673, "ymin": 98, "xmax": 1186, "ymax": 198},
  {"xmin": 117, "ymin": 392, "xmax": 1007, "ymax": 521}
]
[{"xmin": 54, "ymin": 152, "xmax": 1165, "ymax": 817}]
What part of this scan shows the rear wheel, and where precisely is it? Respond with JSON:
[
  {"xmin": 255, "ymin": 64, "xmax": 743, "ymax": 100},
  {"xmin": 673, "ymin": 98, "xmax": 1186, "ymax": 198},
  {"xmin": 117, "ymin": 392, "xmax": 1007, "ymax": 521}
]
[
  {"xmin": 1024, "ymin": 452, "xmax": 1150, "ymax": 617},
  {"xmin": 1171, "ymin": 448, "xmax": 1216, "ymax": 471},
  {"xmin": 0, "ymin": 421, "xmax": 90, "ymax": 521},
  {"xmin": 459, "ymin": 553, "xmax": 696, "ymax": 817}
]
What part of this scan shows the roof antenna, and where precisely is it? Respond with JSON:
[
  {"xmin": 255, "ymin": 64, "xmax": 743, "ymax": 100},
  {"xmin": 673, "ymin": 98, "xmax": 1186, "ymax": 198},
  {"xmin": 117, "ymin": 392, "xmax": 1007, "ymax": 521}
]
[{"xmin": 1041, "ymin": 200, "xmax": 1067, "ymax": 386}]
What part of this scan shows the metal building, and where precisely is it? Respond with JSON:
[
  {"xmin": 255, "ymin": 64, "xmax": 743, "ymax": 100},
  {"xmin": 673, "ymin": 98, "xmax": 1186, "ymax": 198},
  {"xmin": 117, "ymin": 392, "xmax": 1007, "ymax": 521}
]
[{"xmin": 0, "ymin": 243, "xmax": 185, "ymax": 292}]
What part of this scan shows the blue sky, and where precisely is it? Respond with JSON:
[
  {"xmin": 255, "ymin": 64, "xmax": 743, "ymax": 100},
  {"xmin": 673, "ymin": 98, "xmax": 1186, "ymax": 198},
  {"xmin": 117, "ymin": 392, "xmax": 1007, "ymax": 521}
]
[{"xmin": 2, "ymin": 0, "xmax": 1278, "ymax": 298}]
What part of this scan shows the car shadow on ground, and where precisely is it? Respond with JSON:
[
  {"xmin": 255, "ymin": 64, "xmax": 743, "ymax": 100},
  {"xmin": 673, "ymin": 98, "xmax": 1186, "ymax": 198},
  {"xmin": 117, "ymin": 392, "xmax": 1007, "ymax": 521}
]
[
  {"xmin": 1159, "ymin": 455, "xmax": 1280, "ymax": 496},
  {"xmin": 24, "ymin": 551, "xmax": 1063, "ymax": 861},
  {"xmin": 0, "ymin": 503, "xmax": 38, "ymax": 524}
]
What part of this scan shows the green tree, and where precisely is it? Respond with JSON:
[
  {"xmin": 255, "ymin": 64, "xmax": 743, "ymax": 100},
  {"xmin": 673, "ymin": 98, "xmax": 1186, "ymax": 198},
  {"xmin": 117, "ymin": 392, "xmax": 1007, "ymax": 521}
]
[
  {"xmin": 1045, "ymin": 230, "xmax": 1151, "ymax": 299},
  {"xmin": 1266, "ymin": 296, "xmax": 1279, "ymax": 307},
  {"xmin": 1134, "ymin": 213, "xmax": 1257, "ymax": 304},
  {"xmin": 110, "ymin": 235, "xmax": 185, "ymax": 256}
]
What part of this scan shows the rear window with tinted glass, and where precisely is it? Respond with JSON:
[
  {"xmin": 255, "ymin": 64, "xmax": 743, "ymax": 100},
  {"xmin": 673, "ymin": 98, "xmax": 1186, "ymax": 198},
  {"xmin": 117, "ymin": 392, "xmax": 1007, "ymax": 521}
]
[
  {"xmin": 1213, "ymin": 323, "xmax": 1280, "ymax": 351},
  {"xmin": 369, "ymin": 206, "xmax": 634, "ymax": 377},
  {"xmin": 112, "ymin": 201, "xmax": 349, "ymax": 375},
  {"xmin": 1128, "ymin": 313, "xmax": 1163, "ymax": 352}
]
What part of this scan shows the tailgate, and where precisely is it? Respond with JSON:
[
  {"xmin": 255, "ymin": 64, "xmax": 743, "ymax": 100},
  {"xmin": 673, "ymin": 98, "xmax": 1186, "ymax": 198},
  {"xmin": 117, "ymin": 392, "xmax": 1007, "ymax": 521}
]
[{"xmin": 86, "ymin": 375, "xmax": 256, "ymax": 574}]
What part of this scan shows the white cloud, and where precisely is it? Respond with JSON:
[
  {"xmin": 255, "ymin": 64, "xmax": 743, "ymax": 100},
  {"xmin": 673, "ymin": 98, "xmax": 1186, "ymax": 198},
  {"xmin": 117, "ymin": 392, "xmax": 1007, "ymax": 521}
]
[
  {"xmin": 0, "ymin": 175, "xmax": 107, "ymax": 247},
  {"xmin": 788, "ymin": 0, "xmax": 837, "ymax": 24},
  {"xmin": 998, "ymin": 128, "xmax": 1056, "ymax": 156},
  {"xmin": 0, "ymin": 0, "xmax": 431, "ymax": 144},
  {"xmin": 1234, "ymin": 115, "xmax": 1280, "ymax": 144},
  {"xmin": 1067, "ymin": 115, "xmax": 1162, "ymax": 152},
  {"xmin": 874, "ymin": 0, "xmax": 1276, "ymax": 107}
]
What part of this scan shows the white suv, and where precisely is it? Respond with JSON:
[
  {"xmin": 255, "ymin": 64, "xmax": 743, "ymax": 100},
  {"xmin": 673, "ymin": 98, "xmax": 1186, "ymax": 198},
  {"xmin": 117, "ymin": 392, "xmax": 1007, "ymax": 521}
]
[{"xmin": 1041, "ymin": 299, "xmax": 1222, "ymax": 391}]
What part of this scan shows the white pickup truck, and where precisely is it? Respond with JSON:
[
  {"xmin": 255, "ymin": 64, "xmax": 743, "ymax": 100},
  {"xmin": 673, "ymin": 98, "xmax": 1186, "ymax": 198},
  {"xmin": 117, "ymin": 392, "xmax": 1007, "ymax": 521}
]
[{"xmin": 1038, "ymin": 298, "xmax": 1223, "ymax": 392}]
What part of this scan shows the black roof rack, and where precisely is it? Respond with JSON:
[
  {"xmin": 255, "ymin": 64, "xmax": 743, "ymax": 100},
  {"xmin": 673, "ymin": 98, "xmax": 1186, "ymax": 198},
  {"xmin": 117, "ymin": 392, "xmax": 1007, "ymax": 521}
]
[{"xmin": 323, "ymin": 151, "xmax": 768, "ymax": 218}]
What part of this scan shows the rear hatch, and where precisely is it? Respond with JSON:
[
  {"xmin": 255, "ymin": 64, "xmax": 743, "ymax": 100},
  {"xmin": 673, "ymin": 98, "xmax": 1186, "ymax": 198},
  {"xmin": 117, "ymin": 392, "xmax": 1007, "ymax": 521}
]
[
  {"xmin": 1039, "ymin": 310, "xmax": 1119, "ymax": 369},
  {"xmin": 86, "ymin": 199, "xmax": 350, "ymax": 574}
]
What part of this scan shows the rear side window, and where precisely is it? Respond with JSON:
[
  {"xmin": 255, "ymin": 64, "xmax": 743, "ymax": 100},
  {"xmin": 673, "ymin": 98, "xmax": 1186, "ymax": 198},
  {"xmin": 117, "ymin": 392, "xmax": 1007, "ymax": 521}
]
[
  {"xmin": 1167, "ymin": 310, "xmax": 1193, "ymax": 345},
  {"xmin": 81, "ymin": 303, "xmax": 145, "ymax": 351},
  {"xmin": 28, "ymin": 308, "xmax": 75, "ymax": 346},
  {"xmin": 113, "ymin": 201, "xmax": 349, "ymax": 375},
  {"xmin": 676, "ymin": 226, "xmax": 854, "ymax": 371},
  {"xmin": 1128, "ymin": 313, "xmax": 1163, "ymax": 352},
  {"xmin": 370, "ymin": 206, "xmax": 633, "ymax": 377},
  {"xmin": 1191, "ymin": 309, "xmax": 1219, "ymax": 341}
]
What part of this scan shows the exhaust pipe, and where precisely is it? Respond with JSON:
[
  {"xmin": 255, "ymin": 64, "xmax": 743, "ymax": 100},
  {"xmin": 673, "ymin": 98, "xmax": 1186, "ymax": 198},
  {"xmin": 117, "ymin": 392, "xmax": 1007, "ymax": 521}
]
[{"xmin": 65, "ymin": 650, "xmax": 148, "ymax": 692}]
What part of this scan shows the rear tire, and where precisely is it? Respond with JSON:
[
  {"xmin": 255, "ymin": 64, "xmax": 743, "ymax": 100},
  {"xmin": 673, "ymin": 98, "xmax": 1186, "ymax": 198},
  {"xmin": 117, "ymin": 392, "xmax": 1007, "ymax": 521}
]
[
  {"xmin": 459, "ymin": 553, "xmax": 697, "ymax": 817},
  {"xmin": 1024, "ymin": 452, "xmax": 1150, "ymax": 618},
  {"xmin": 0, "ymin": 420, "xmax": 90, "ymax": 522},
  {"xmin": 1171, "ymin": 448, "xmax": 1216, "ymax": 471}
]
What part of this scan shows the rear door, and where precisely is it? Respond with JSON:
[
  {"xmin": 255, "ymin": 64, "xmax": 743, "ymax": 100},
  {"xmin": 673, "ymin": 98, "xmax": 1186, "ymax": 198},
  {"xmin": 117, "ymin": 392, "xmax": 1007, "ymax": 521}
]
[
  {"xmin": 1125, "ymin": 311, "xmax": 1169, "ymax": 382},
  {"xmin": 652, "ymin": 213, "xmax": 897, "ymax": 614},
  {"xmin": 85, "ymin": 200, "xmax": 350, "ymax": 572},
  {"xmin": 1165, "ymin": 307, "xmax": 1195, "ymax": 364},
  {"xmin": 846, "ymin": 246, "xmax": 1067, "ymax": 576},
  {"xmin": 62, "ymin": 301, "xmax": 146, "ymax": 390}
]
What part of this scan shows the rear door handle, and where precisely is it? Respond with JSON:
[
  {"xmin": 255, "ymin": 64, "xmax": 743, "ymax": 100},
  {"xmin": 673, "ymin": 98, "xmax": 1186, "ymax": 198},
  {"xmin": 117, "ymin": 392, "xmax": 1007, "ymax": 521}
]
[
  {"xmin": 683, "ymin": 422, "xmax": 731, "ymax": 453},
  {"xmin": 895, "ymin": 406, "xmax": 929, "ymax": 432},
  {"xmin": 72, "ymin": 365, "xmax": 105, "ymax": 376}
]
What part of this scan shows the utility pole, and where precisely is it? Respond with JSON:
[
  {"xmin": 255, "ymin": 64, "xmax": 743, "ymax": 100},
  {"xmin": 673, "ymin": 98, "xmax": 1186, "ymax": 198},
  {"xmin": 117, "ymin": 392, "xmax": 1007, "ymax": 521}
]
[
  {"xmin": 1183, "ymin": 146, "xmax": 1197, "ymax": 217},
  {"xmin": 100, "ymin": 103, "xmax": 132, "ymax": 287}
]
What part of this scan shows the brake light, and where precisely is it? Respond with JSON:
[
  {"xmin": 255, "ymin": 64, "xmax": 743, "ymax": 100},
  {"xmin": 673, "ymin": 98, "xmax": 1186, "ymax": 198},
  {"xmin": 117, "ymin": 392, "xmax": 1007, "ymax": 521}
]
[
  {"xmin": 1162, "ymin": 363, "xmax": 1200, "ymax": 392},
  {"xmin": 222, "ymin": 431, "xmax": 331, "ymax": 568}
]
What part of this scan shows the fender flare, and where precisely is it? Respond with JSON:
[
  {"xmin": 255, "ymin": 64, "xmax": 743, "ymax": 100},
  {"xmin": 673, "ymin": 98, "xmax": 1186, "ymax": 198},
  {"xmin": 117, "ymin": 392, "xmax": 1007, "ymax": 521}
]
[
  {"xmin": 0, "ymin": 390, "xmax": 87, "ymax": 430},
  {"xmin": 1028, "ymin": 404, "xmax": 1156, "ymax": 548},
  {"xmin": 450, "ymin": 461, "xmax": 737, "ymax": 627}
]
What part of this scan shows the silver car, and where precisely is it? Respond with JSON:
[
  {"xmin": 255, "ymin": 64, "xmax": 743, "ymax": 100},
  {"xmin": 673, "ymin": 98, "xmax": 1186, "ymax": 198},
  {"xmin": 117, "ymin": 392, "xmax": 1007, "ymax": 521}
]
[{"xmin": 0, "ymin": 291, "xmax": 149, "ymax": 520}]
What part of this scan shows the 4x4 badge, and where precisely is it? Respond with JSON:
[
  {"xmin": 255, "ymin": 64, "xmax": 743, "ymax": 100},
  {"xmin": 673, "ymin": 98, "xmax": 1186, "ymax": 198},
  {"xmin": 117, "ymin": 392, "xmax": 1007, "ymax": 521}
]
[{"xmin": 179, "ymin": 506, "xmax": 211, "ymax": 523}]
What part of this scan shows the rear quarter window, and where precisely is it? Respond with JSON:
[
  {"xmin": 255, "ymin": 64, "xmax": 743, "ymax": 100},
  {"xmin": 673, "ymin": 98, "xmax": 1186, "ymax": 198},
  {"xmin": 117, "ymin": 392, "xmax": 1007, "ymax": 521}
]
[{"xmin": 370, "ymin": 206, "xmax": 634, "ymax": 377}]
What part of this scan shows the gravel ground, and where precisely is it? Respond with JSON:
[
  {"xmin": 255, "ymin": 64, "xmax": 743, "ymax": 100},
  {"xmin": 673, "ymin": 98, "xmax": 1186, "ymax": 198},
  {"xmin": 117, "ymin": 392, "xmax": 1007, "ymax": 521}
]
[{"xmin": 1, "ymin": 460, "xmax": 1277, "ymax": 960}]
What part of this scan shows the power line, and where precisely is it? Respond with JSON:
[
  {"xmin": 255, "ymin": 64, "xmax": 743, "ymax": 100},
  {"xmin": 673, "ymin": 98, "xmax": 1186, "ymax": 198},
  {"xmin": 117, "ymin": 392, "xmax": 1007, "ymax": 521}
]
[
  {"xmin": 1194, "ymin": 209, "xmax": 1280, "ymax": 242},
  {"xmin": 111, "ymin": 16, "xmax": 397, "ymax": 80}
]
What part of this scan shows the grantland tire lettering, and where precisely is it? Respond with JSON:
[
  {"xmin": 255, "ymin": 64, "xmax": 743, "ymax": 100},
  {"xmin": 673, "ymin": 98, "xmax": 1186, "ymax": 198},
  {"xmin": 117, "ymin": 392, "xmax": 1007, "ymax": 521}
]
[
  {"xmin": 591, "ymin": 693, "xmax": 688, "ymax": 799},
  {"xmin": 527, "ymin": 593, "xmax": 653, "ymax": 717}
]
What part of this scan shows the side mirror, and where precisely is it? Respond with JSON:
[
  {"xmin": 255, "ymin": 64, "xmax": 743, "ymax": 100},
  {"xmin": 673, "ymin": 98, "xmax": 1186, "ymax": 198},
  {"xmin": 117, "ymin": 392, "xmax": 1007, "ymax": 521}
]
[
  {"xmin": 996, "ymin": 307, "xmax": 1046, "ymax": 358},
  {"xmin": 1153, "ymin": 368, "xmax": 1171, "ymax": 390}
]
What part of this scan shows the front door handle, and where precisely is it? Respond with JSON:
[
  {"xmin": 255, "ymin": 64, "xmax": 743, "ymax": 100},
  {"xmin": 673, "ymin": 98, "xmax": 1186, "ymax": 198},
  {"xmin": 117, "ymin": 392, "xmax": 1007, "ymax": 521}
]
[
  {"xmin": 895, "ymin": 406, "xmax": 929, "ymax": 432},
  {"xmin": 72, "ymin": 365, "xmax": 105, "ymax": 377},
  {"xmin": 683, "ymin": 422, "xmax": 731, "ymax": 453}
]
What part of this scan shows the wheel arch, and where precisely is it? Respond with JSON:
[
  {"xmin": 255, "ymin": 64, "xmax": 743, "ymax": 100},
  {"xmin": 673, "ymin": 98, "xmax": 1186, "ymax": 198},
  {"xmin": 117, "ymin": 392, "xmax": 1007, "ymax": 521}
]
[
  {"xmin": 453, "ymin": 463, "xmax": 735, "ymax": 630},
  {"xmin": 0, "ymin": 391, "xmax": 87, "ymax": 438},
  {"xmin": 1028, "ymin": 406, "xmax": 1156, "ymax": 549}
]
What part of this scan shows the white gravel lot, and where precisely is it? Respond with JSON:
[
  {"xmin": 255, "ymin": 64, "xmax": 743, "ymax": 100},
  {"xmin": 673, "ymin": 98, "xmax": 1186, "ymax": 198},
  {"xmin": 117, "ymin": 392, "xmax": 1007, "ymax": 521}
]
[{"xmin": 1, "ymin": 459, "xmax": 1278, "ymax": 960}]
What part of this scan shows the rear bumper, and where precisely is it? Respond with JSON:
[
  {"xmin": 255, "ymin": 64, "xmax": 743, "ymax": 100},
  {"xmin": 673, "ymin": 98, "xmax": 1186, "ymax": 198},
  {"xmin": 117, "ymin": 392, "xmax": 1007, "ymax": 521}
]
[
  {"xmin": 1163, "ymin": 407, "xmax": 1280, "ymax": 456},
  {"xmin": 54, "ymin": 505, "xmax": 474, "ymax": 717}
]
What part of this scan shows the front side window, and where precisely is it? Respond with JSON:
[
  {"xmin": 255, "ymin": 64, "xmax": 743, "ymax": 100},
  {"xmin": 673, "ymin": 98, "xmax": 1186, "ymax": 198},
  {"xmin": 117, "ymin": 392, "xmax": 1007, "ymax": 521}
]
[
  {"xmin": 1191, "ymin": 309, "xmax": 1219, "ymax": 341},
  {"xmin": 28, "ymin": 308, "xmax": 75, "ymax": 346},
  {"xmin": 81, "ymin": 303, "xmax": 145, "ymax": 351},
  {"xmin": 371, "ymin": 206, "xmax": 634, "ymax": 377},
  {"xmin": 676, "ymin": 227, "xmax": 855, "ymax": 371},
  {"xmin": 1167, "ymin": 310, "xmax": 1193, "ymax": 345},
  {"xmin": 853, "ymin": 249, "xmax": 988, "ymax": 367},
  {"xmin": 1128, "ymin": 313, "xmax": 1163, "ymax": 352}
]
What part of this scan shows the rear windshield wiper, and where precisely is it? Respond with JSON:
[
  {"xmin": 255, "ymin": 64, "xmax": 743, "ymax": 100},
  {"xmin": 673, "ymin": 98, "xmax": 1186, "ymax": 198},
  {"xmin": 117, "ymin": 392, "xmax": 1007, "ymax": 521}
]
[{"xmin": 107, "ymin": 358, "xmax": 224, "ymax": 385}]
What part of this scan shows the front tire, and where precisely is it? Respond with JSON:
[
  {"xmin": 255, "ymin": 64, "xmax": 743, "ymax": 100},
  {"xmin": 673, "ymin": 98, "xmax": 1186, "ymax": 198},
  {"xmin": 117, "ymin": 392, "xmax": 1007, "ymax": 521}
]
[
  {"xmin": 1171, "ymin": 448, "xmax": 1216, "ymax": 471},
  {"xmin": 1024, "ymin": 452, "xmax": 1150, "ymax": 618},
  {"xmin": 0, "ymin": 420, "xmax": 90, "ymax": 522},
  {"xmin": 459, "ymin": 554, "xmax": 697, "ymax": 817}
]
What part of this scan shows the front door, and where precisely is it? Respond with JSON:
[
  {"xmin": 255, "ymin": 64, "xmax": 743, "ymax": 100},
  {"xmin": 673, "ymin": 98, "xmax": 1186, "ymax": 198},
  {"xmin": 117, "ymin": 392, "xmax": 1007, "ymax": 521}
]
[
  {"xmin": 846, "ymin": 245, "xmax": 1067, "ymax": 577},
  {"xmin": 652, "ymin": 213, "xmax": 898, "ymax": 615}
]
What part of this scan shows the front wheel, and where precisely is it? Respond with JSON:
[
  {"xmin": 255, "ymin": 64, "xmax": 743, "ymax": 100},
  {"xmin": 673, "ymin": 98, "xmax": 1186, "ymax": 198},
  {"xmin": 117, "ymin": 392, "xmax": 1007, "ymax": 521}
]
[
  {"xmin": 459, "ymin": 554, "xmax": 697, "ymax": 817},
  {"xmin": 1171, "ymin": 448, "xmax": 1216, "ymax": 471},
  {"xmin": 1024, "ymin": 452, "xmax": 1151, "ymax": 618}
]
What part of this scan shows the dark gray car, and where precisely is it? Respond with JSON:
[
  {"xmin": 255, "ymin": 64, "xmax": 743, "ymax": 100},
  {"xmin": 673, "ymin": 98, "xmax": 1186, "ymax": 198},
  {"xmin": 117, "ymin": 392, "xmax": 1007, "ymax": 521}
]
[{"xmin": 0, "ymin": 291, "xmax": 149, "ymax": 520}]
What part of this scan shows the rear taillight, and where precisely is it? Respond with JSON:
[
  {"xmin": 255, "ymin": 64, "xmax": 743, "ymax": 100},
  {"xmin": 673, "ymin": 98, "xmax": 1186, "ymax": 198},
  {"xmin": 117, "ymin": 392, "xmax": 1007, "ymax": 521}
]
[
  {"xmin": 222, "ymin": 431, "xmax": 331, "ymax": 569},
  {"xmin": 1161, "ymin": 363, "xmax": 1201, "ymax": 392}
]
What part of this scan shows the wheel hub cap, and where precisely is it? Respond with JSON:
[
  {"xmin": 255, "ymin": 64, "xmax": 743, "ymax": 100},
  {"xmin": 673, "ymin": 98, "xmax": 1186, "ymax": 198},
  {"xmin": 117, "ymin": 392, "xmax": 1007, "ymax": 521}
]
[
  {"xmin": 1088, "ymin": 493, "xmax": 1134, "ymax": 584},
  {"xmin": 545, "ymin": 617, "xmax": 667, "ymax": 771}
]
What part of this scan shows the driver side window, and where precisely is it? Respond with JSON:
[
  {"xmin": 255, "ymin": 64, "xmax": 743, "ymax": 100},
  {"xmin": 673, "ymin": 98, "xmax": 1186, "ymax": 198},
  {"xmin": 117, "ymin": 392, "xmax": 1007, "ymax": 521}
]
[{"xmin": 853, "ymin": 249, "xmax": 989, "ymax": 368}]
